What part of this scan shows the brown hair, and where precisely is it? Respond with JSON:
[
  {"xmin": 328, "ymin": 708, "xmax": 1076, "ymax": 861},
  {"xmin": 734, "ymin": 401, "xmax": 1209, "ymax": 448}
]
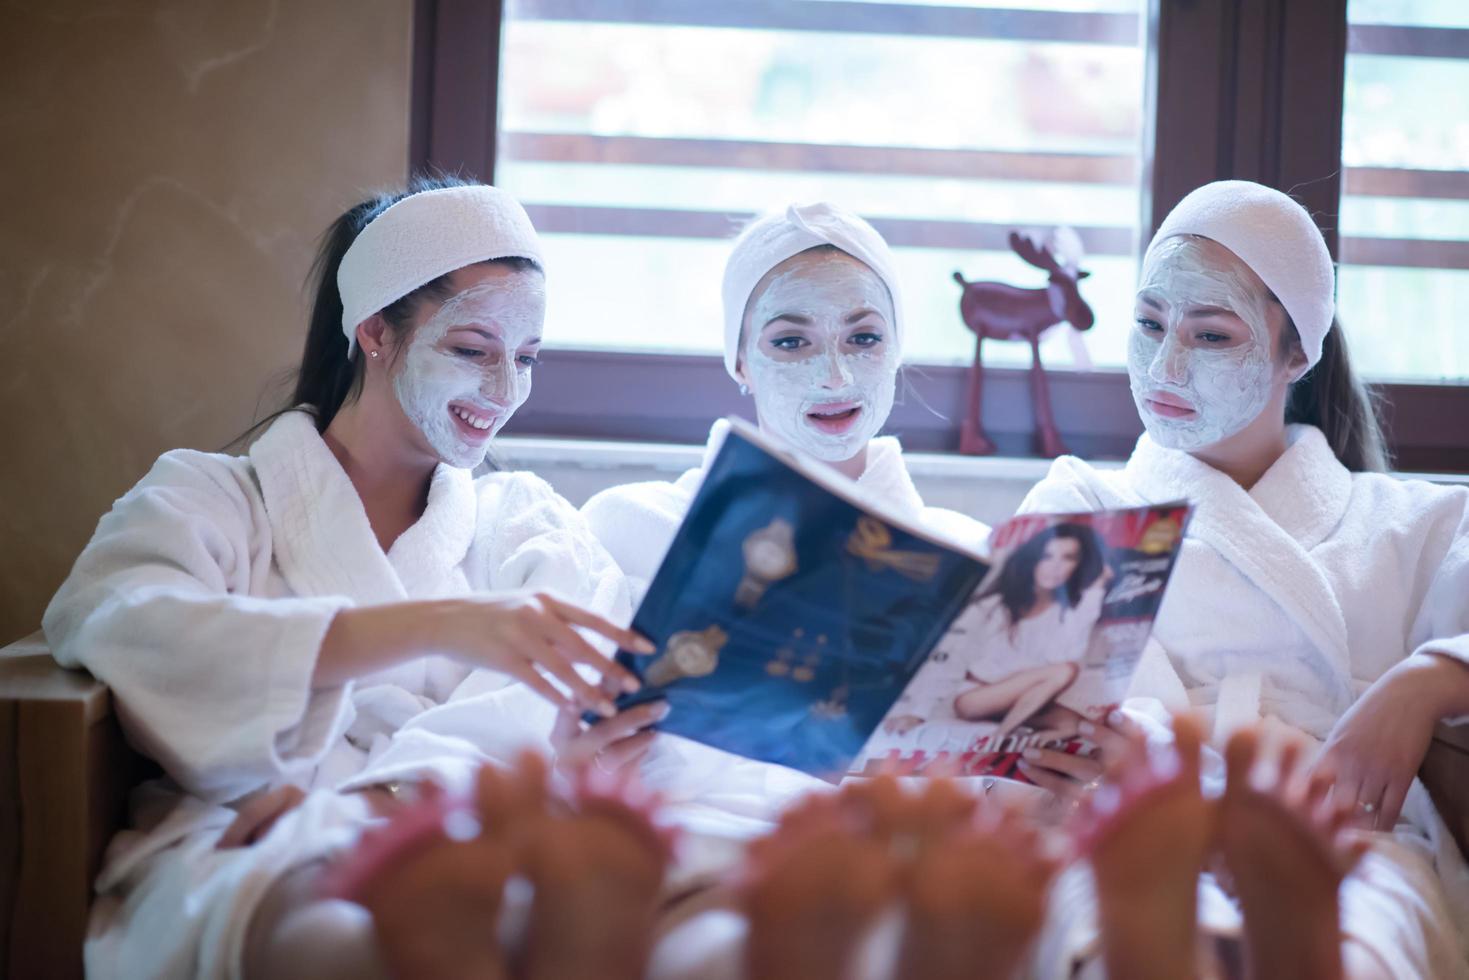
[{"xmin": 1281, "ymin": 316, "xmax": 1391, "ymax": 472}]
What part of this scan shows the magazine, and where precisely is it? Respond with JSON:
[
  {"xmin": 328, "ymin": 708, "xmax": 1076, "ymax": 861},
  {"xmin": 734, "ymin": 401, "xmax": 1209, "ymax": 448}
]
[
  {"xmin": 601, "ymin": 417, "xmax": 1189, "ymax": 783},
  {"xmin": 848, "ymin": 505, "xmax": 1189, "ymax": 781}
]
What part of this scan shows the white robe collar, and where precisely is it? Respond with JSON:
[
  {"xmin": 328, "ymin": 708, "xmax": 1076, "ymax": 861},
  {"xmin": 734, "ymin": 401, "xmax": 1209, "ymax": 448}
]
[
  {"xmin": 1127, "ymin": 426, "xmax": 1352, "ymax": 550},
  {"xmin": 1125, "ymin": 425, "xmax": 1355, "ymax": 710},
  {"xmin": 699, "ymin": 418, "xmax": 926, "ymax": 521},
  {"xmin": 250, "ymin": 411, "xmax": 476, "ymax": 604}
]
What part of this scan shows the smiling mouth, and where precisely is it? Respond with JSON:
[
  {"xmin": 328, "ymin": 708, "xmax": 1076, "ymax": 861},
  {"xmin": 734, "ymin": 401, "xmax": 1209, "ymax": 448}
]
[
  {"xmin": 806, "ymin": 403, "xmax": 862, "ymax": 434},
  {"xmin": 449, "ymin": 403, "xmax": 497, "ymax": 437}
]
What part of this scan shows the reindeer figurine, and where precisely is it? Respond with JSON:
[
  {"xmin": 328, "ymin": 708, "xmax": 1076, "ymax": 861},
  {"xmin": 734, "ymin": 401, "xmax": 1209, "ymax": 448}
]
[{"xmin": 952, "ymin": 228, "xmax": 1094, "ymax": 457}]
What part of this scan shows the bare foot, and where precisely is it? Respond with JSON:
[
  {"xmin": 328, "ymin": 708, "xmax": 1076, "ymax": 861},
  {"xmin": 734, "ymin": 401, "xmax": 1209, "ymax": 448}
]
[
  {"xmin": 898, "ymin": 784, "xmax": 1058, "ymax": 980},
  {"xmin": 1218, "ymin": 730, "xmax": 1366, "ymax": 980},
  {"xmin": 742, "ymin": 791, "xmax": 896, "ymax": 980},
  {"xmin": 326, "ymin": 782, "xmax": 512, "ymax": 980},
  {"xmin": 1076, "ymin": 713, "xmax": 1212, "ymax": 980},
  {"xmin": 519, "ymin": 763, "xmax": 674, "ymax": 980}
]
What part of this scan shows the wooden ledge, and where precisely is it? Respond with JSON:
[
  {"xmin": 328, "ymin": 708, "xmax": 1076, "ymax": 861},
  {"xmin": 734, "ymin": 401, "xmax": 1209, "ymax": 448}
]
[{"xmin": 0, "ymin": 642, "xmax": 111, "ymax": 727}]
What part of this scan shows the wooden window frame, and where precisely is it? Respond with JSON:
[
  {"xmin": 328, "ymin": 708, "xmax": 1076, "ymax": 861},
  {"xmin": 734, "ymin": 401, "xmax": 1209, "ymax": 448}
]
[{"xmin": 412, "ymin": 0, "xmax": 1469, "ymax": 471}]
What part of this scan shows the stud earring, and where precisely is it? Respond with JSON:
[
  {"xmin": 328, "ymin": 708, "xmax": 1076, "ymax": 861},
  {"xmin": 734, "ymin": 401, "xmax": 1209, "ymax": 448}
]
[
  {"xmin": 369, "ymin": 350, "xmax": 379, "ymax": 359},
  {"xmin": 739, "ymin": 383, "xmax": 749, "ymax": 396}
]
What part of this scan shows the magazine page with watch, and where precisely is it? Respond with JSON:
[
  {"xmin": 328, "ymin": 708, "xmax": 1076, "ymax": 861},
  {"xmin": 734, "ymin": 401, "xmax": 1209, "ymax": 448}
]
[{"xmin": 600, "ymin": 418, "xmax": 1190, "ymax": 783}]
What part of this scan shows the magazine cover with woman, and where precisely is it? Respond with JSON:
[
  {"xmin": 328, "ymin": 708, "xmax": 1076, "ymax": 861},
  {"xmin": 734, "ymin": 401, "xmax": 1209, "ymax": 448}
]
[
  {"xmin": 604, "ymin": 418, "xmax": 1191, "ymax": 783},
  {"xmin": 850, "ymin": 505, "xmax": 1191, "ymax": 781}
]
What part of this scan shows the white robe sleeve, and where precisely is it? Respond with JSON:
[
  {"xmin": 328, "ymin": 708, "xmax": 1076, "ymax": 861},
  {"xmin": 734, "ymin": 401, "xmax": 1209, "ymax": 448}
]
[
  {"xmin": 1014, "ymin": 456, "xmax": 1111, "ymax": 516},
  {"xmin": 917, "ymin": 505, "xmax": 991, "ymax": 555},
  {"xmin": 1404, "ymin": 487, "xmax": 1469, "ymax": 717},
  {"xmin": 337, "ymin": 472, "xmax": 634, "ymax": 794},
  {"xmin": 472, "ymin": 471, "xmax": 632, "ymax": 621},
  {"xmin": 580, "ymin": 473, "xmax": 698, "ymax": 606},
  {"xmin": 42, "ymin": 452, "xmax": 353, "ymax": 803}
]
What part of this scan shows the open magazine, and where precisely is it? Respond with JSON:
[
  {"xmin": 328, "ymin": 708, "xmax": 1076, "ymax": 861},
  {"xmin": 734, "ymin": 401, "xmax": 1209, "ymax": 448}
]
[{"xmin": 602, "ymin": 418, "xmax": 1190, "ymax": 783}]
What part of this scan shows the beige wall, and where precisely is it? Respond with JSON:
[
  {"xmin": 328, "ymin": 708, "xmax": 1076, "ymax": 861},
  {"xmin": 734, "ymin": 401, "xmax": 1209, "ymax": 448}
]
[{"xmin": 0, "ymin": 0, "xmax": 413, "ymax": 642}]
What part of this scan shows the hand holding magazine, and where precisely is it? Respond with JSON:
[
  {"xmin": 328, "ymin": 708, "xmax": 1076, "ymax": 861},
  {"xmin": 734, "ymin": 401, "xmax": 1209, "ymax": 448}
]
[{"xmin": 601, "ymin": 418, "xmax": 1190, "ymax": 783}]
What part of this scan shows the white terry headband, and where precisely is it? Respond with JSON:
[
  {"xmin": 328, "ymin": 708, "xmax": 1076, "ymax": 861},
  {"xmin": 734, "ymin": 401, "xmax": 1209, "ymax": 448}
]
[
  {"xmin": 337, "ymin": 185, "xmax": 543, "ymax": 355},
  {"xmin": 1147, "ymin": 179, "xmax": 1335, "ymax": 368},
  {"xmin": 721, "ymin": 202, "xmax": 904, "ymax": 381}
]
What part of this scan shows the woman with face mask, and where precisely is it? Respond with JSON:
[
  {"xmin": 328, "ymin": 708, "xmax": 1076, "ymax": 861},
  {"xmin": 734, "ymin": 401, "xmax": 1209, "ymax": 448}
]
[
  {"xmin": 575, "ymin": 202, "xmax": 990, "ymax": 885},
  {"xmin": 41, "ymin": 176, "xmax": 650, "ymax": 979},
  {"xmin": 1018, "ymin": 180, "xmax": 1469, "ymax": 978},
  {"xmin": 583, "ymin": 202, "xmax": 989, "ymax": 601}
]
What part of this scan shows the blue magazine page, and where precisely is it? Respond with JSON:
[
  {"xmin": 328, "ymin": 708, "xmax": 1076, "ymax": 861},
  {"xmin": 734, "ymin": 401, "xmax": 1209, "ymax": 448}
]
[{"xmin": 606, "ymin": 418, "xmax": 989, "ymax": 780}]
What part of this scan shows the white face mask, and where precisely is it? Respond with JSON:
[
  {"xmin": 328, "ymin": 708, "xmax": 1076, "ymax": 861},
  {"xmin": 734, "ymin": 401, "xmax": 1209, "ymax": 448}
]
[
  {"xmin": 391, "ymin": 273, "xmax": 545, "ymax": 468},
  {"xmin": 1127, "ymin": 236, "xmax": 1277, "ymax": 451},
  {"xmin": 740, "ymin": 249, "xmax": 899, "ymax": 463}
]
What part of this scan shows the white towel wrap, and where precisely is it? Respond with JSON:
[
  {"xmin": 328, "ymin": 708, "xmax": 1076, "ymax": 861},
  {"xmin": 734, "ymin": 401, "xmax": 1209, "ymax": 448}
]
[
  {"xmin": 1148, "ymin": 180, "xmax": 1335, "ymax": 368},
  {"xmin": 720, "ymin": 202, "xmax": 904, "ymax": 382},
  {"xmin": 337, "ymin": 185, "xmax": 543, "ymax": 355}
]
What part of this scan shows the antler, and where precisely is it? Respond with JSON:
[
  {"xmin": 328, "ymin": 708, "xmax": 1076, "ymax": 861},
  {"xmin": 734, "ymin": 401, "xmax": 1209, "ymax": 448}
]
[
  {"xmin": 1008, "ymin": 231, "xmax": 1061, "ymax": 273},
  {"xmin": 1047, "ymin": 227, "xmax": 1085, "ymax": 269}
]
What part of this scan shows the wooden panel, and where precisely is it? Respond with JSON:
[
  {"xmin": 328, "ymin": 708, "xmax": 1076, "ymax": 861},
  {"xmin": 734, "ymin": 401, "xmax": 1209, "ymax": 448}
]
[
  {"xmin": 500, "ymin": 133, "xmax": 1465, "ymax": 206},
  {"xmin": 501, "ymin": 132, "xmax": 1139, "ymax": 185},
  {"xmin": 0, "ymin": 641, "xmax": 146, "ymax": 980},
  {"xmin": 0, "ymin": 647, "xmax": 109, "ymax": 724},
  {"xmin": 1274, "ymin": 0, "xmax": 1348, "ymax": 259},
  {"xmin": 520, "ymin": 201, "xmax": 1465, "ymax": 271},
  {"xmin": 1348, "ymin": 24, "xmax": 1469, "ymax": 59},
  {"xmin": 1422, "ymin": 725, "xmax": 1469, "ymax": 858},
  {"xmin": 511, "ymin": 0, "xmax": 1140, "ymax": 45},
  {"xmin": 512, "ymin": 349, "xmax": 1469, "ymax": 471},
  {"xmin": 0, "ymin": 699, "xmax": 16, "ymax": 980},
  {"xmin": 1144, "ymin": 0, "xmax": 1348, "ymax": 258},
  {"xmin": 1142, "ymin": 0, "xmax": 1231, "ymax": 241},
  {"xmin": 1344, "ymin": 166, "xmax": 1469, "ymax": 201},
  {"xmin": 1340, "ymin": 236, "xmax": 1469, "ymax": 271},
  {"xmin": 522, "ymin": 203, "xmax": 1139, "ymax": 256},
  {"xmin": 411, "ymin": 0, "xmax": 504, "ymax": 180},
  {"xmin": 409, "ymin": 0, "xmax": 437, "ymax": 174},
  {"xmin": 1432, "ymin": 720, "xmax": 1469, "ymax": 753},
  {"xmin": 506, "ymin": 349, "xmax": 1147, "ymax": 459},
  {"xmin": 89, "ymin": 712, "xmax": 147, "ymax": 889},
  {"xmin": 11, "ymin": 697, "xmax": 91, "ymax": 980}
]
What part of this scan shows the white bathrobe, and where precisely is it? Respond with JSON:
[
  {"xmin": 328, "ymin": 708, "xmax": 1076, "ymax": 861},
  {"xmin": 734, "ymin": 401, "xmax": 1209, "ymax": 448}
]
[
  {"xmin": 43, "ymin": 410, "xmax": 628, "ymax": 980},
  {"xmin": 581, "ymin": 419, "xmax": 992, "ymax": 869},
  {"xmin": 1018, "ymin": 425, "xmax": 1469, "ymax": 979}
]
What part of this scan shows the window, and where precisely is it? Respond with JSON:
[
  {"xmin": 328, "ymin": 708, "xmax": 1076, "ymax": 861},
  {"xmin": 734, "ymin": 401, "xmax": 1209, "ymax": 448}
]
[
  {"xmin": 1339, "ymin": 0, "xmax": 1469, "ymax": 381},
  {"xmin": 495, "ymin": 0, "xmax": 1147, "ymax": 371},
  {"xmin": 412, "ymin": 0, "xmax": 1469, "ymax": 468}
]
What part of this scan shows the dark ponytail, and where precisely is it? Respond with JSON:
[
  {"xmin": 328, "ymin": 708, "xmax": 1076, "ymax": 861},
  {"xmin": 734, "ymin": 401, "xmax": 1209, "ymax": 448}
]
[
  {"xmin": 1284, "ymin": 318, "xmax": 1391, "ymax": 473},
  {"xmin": 230, "ymin": 174, "xmax": 481, "ymax": 447},
  {"xmin": 292, "ymin": 198, "xmax": 374, "ymax": 430}
]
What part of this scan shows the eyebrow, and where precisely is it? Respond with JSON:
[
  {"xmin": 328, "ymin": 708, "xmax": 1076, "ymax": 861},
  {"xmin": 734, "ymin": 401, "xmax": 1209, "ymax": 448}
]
[
  {"xmin": 447, "ymin": 325, "xmax": 496, "ymax": 341},
  {"xmin": 763, "ymin": 313, "xmax": 813, "ymax": 328},
  {"xmin": 446, "ymin": 326, "xmax": 542, "ymax": 346},
  {"xmin": 763, "ymin": 308, "xmax": 884, "ymax": 329},
  {"xmin": 1183, "ymin": 305, "xmax": 1237, "ymax": 318}
]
